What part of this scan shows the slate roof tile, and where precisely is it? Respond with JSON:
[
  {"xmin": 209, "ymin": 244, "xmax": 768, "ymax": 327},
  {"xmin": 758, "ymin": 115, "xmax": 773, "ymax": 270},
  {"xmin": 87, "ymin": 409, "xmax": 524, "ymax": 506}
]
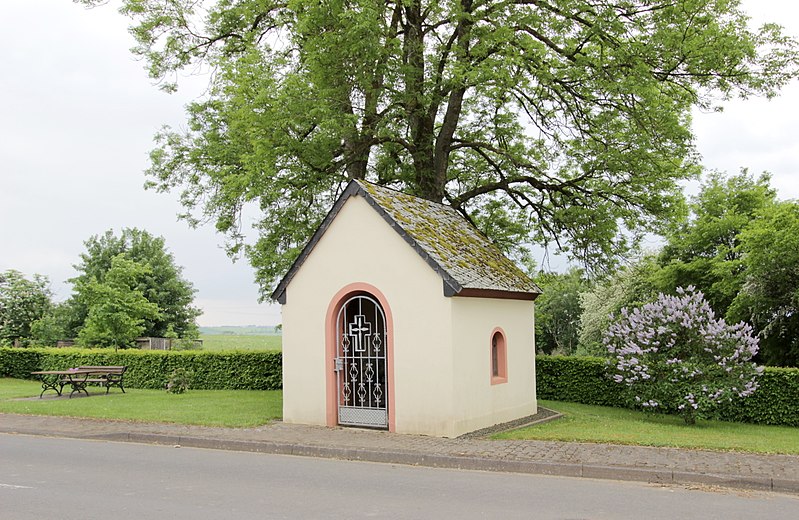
[{"xmin": 356, "ymin": 180, "xmax": 540, "ymax": 295}]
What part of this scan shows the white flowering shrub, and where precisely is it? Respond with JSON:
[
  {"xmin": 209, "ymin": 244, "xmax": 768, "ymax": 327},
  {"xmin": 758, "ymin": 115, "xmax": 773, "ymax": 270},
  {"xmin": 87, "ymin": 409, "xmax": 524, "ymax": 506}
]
[{"xmin": 605, "ymin": 287, "xmax": 762, "ymax": 424}]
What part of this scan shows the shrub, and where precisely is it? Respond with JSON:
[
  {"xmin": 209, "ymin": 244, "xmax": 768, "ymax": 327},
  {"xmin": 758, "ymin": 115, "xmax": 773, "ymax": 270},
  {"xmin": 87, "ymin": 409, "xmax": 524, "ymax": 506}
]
[
  {"xmin": 0, "ymin": 347, "xmax": 282, "ymax": 390},
  {"xmin": 536, "ymin": 355, "xmax": 799, "ymax": 426},
  {"xmin": 166, "ymin": 368, "xmax": 192, "ymax": 394},
  {"xmin": 604, "ymin": 287, "xmax": 761, "ymax": 424}
]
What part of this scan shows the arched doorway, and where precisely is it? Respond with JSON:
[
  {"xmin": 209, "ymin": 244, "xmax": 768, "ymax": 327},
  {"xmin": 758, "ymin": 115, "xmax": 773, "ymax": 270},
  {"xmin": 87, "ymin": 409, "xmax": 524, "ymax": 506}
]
[
  {"xmin": 325, "ymin": 283, "xmax": 395, "ymax": 430},
  {"xmin": 335, "ymin": 294, "xmax": 388, "ymax": 428},
  {"xmin": 332, "ymin": 292, "xmax": 389, "ymax": 429}
]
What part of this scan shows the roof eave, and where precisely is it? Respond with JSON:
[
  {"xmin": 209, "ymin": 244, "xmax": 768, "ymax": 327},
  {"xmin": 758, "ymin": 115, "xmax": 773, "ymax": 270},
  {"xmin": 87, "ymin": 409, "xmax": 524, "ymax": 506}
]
[{"xmin": 453, "ymin": 287, "xmax": 541, "ymax": 301}]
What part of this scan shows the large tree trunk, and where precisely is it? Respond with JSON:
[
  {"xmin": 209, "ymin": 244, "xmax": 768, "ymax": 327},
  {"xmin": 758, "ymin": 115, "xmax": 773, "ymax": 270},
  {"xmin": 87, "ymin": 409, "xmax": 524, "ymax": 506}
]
[
  {"xmin": 403, "ymin": 0, "xmax": 440, "ymax": 202},
  {"xmin": 344, "ymin": 138, "xmax": 369, "ymax": 180},
  {"xmin": 407, "ymin": 0, "xmax": 473, "ymax": 203}
]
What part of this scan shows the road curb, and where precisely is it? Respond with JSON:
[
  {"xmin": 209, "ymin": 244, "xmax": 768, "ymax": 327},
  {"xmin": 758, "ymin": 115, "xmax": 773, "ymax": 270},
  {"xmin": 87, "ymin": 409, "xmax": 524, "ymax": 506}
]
[{"xmin": 56, "ymin": 429, "xmax": 798, "ymax": 495}]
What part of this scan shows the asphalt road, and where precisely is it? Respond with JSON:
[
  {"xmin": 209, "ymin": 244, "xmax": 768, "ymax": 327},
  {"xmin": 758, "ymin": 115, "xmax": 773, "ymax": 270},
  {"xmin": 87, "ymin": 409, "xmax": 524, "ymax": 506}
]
[{"xmin": 1, "ymin": 434, "xmax": 797, "ymax": 519}]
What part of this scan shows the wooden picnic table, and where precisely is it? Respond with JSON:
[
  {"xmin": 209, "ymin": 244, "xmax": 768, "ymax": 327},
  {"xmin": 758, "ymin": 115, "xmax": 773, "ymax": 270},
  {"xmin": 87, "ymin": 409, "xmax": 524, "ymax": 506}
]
[{"xmin": 31, "ymin": 368, "xmax": 107, "ymax": 399}]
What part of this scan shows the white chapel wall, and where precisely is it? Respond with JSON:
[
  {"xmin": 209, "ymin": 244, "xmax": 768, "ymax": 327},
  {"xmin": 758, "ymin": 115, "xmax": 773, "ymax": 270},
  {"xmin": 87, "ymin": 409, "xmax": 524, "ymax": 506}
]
[{"xmin": 449, "ymin": 297, "xmax": 537, "ymax": 436}]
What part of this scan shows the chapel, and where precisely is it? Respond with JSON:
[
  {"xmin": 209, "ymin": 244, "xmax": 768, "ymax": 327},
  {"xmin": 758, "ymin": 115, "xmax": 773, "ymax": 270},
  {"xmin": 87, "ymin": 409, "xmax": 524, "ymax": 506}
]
[{"xmin": 272, "ymin": 180, "xmax": 541, "ymax": 437}]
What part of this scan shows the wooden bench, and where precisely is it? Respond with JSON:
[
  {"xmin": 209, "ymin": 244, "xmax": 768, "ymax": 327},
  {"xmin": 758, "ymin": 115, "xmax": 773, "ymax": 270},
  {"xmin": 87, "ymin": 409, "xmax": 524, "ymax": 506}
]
[
  {"xmin": 32, "ymin": 366, "xmax": 128, "ymax": 398},
  {"xmin": 71, "ymin": 365, "xmax": 128, "ymax": 395},
  {"xmin": 61, "ymin": 366, "xmax": 127, "ymax": 396}
]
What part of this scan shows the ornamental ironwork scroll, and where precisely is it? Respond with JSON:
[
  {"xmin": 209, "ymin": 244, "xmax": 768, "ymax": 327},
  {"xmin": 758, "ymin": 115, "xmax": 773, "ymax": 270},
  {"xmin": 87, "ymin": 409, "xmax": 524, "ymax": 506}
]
[{"xmin": 335, "ymin": 294, "xmax": 388, "ymax": 428}]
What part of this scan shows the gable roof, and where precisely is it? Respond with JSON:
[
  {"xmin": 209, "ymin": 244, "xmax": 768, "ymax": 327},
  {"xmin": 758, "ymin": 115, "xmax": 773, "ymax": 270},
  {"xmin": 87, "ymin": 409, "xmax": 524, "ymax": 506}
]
[{"xmin": 271, "ymin": 179, "xmax": 541, "ymax": 304}]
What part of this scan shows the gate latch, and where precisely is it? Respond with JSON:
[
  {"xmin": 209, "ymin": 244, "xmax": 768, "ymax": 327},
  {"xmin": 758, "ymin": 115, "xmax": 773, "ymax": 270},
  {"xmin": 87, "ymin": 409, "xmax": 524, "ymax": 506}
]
[{"xmin": 334, "ymin": 357, "xmax": 344, "ymax": 372}]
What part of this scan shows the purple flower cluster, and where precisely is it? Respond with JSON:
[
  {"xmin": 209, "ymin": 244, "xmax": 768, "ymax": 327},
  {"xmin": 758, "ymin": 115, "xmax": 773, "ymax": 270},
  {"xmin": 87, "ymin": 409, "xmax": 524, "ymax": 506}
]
[{"xmin": 604, "ymin": 287, "xmax": 762, "ymax": 423}]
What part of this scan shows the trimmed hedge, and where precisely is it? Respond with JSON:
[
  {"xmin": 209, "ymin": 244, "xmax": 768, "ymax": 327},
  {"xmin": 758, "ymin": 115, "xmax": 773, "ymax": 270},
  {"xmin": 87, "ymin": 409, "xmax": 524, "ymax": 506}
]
[
  {"xmin": 536, "ymin": 355, "xmax": 626, "ymax": 407},
  {"xmin": 714, "ymin": 367, "xmax": 799, "ymax": 427},
  {"xmin": 536, "ymin": 355, "xmax": 799, "ymax": 427},
  {"xmin": 0, "ymin": 347, "xmax": 282, "ymax": 391}
]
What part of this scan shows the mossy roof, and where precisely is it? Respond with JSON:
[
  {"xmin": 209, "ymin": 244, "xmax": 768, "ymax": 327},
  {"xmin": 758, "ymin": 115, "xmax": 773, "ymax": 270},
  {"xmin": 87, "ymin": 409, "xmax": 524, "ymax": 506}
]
[{"xmin": 271, "ymin": 179, "xmax": 541, "ymax": 303}]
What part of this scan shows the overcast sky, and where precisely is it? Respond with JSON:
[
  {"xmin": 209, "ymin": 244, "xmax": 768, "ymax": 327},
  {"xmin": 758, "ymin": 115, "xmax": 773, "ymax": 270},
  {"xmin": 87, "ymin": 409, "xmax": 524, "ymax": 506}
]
[{"xmin": 1, "ymin": 1, "xmax": 797, "ymax": 326}]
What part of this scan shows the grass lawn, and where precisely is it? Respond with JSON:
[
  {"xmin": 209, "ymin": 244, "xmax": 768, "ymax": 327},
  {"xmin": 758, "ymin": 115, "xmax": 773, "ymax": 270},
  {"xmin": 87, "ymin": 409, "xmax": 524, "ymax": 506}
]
[
  {"xmin": 199, "ymin": 334, "xmax": 282, "ymax": 351},
  {"xmin": 4, "ymin": 377, "xmax": 796, "ymax": 454},
  {"xmin": 495, "ymin": 400, "xmax": 799, "ymax": 455},
  {"xmin": 0, "ymin": 378, "xmax": 282, "ymax": 428}
]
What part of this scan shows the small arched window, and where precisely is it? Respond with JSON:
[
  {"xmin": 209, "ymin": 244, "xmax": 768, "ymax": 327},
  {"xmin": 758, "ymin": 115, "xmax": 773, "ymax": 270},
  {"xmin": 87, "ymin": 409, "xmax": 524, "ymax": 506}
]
[{"xmin": 490, "ymin": 328, "xmax": 507, "ymax": 385}]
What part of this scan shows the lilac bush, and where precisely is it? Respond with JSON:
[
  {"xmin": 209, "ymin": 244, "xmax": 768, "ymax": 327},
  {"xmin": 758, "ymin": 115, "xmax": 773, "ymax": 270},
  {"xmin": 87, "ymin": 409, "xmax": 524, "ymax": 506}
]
[{"xmin": 604, "ymin": 287, "xmax": 762, "ymax": 424}]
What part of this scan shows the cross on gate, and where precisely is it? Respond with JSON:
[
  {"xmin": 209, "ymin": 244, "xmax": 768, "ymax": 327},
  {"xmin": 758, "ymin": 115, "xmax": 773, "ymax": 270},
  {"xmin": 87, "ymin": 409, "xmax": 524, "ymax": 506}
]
[{"xmin": 348, "ymin": 314, "xmax": 372, "ymax": 352}]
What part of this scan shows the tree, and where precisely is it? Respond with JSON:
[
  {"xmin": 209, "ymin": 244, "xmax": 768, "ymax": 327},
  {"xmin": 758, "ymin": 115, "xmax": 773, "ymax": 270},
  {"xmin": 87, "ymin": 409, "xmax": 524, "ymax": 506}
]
[
  {"xmin": 578, "ymin": 256, "xmax": 661, "ymax": 356},
  {"xmin": 656, "ymin": 170, "xmax": 777, "ymax": 315},
  {"xmin": 82, "ymin": 0, "xmax": 799, "ymax": 297},
  {"xmin": 70, "ymin": 228, "xmax": 200, "ymax": 338},
  {"xmin": 0, "ymin": 270, "xmax": 52, "ymax": 346},
  {"xmin": 729, "ymin": 201, "xmax": 799, "ymax": 366},
  {"xmin": 29, "ymin": 302, "xmax": 80, "ymax": 347},
  {"xmin": 606, "ymin": 287, "xmax": 761, "ymax": 425},
  {"xmin": 76, "ymin": 255, "xmax": 162, "ymax": 349},
  {"xmin": 535, "ymin": 268, "xmax": 589, "ymax": 355}
]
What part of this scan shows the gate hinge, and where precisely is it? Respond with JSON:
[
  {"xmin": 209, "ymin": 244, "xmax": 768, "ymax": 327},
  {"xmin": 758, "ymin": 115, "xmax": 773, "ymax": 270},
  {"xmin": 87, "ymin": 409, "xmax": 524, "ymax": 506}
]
[{"xmin": 334, "ymin": 357, "xmax": 344, "ymax": 372}]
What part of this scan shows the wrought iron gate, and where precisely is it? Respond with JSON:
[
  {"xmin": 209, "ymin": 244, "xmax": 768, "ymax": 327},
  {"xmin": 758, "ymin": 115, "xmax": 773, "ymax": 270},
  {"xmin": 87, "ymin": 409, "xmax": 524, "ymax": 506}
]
[{"xmin": 335, "ymin": 294, "xmax": 388, "ymax": 428}]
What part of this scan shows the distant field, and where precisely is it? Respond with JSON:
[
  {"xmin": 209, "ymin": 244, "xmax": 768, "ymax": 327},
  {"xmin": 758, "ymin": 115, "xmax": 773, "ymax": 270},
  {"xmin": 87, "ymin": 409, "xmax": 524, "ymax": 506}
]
[
  {"xmin": 199, "ymin": 326, "xmax": 280, "ymax": 335},
  {"xmin": 200, "ymin": 334, "xmax": 282, "ymax": 351}
]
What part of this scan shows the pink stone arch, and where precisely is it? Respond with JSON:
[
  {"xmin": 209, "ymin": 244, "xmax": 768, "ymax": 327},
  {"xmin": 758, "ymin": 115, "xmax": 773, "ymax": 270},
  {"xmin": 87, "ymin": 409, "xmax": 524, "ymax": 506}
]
[{"xmin": 325, "ymin": 282, "xmax": 396, "ymax": 432}]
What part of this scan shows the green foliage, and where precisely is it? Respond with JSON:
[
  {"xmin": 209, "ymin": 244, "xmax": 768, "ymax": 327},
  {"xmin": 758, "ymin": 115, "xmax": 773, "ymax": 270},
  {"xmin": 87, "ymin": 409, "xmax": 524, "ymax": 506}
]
[
  {"xmin": 536, "ymin": 356, "xmax": 799, "ymax": 427},
  {"xmin": 0, "ymin": 347, "xmax": 43, "ymax": 378},
  {"xmin": 0, "ymin": 270, "xmax": 52, "ymax": 346},
  {"xmin": 730, "ymin": 201, "xmax": 799, "ymax": 366},
  {"xmin": 166, "ymin": 367, "xmax": 192, "ymax": 394},
  {"xmin": 29, "ymin": 302, "xmax": 78, "ymax": 347},
  {"xmin": 70, "ymin": 228, "xmax": 200, "ymax": 338},
  {"xmin": 80, "ymin": 0, "xmax": 799, "ymax": 295},
  {"xmin": 162, "ymin": 325, "xmax": 201, "ymax": 350},
  {"xmin": 713, "ymin": 367, "xmax": 799, "ymax": 427},
  {"xmin": 656, "ymin": 171, "xmax": 777, "ymax": 314},
  {"xmin": 577, "ymin": 256, "xmax": 661, "ymax": 356},
  {"xmin": 534, "ymin": 268, "xmax": 589, "ymax": 355},
  {"xmin": 75, "ymin": 255, "xmax": 161, "ymax": 349},
  {"xmin": 647, "ymin": 172, "xmax": 799, "ymax": 367},
  {"xmin": 536, "ymin": 355, "xmax": 625, "ymax": 407},
  {"xmin": 0, "ymin": 347, "xmax": 282, "ymax": 391},
  {"xmin": 605, "ymin": 288, "xmax": 760, "ymax": 424}
]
